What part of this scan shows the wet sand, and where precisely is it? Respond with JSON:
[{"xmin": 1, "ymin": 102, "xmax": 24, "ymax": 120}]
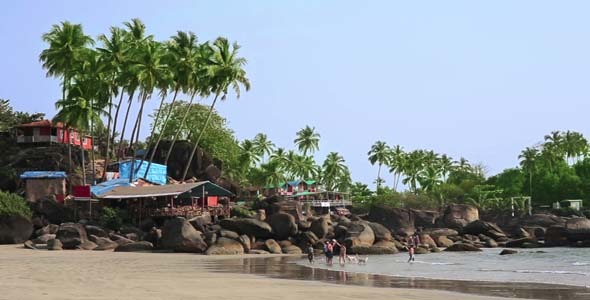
[{"xmin": 0, "ymin": 245, "xmax": 588, "ymax": 300}]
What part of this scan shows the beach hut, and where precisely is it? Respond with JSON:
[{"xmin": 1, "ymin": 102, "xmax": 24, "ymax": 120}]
[
  {"xmin": 19, "ymin": 171, "xmax": 67, "ymax": 202},
  {"xmin": 105, "ymin": 160, "xmax": 168, "ymax": 185},
  {"xmin": 560, "ymin": 199, "xmax": 583, "ymax": 211},
  {"xmin": 14, "ymin": 120, "xmax": 93, "ymax": 150}
]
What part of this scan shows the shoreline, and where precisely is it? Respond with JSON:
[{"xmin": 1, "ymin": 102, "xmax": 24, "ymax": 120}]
[
  {"xmin": 0, "ymin": 245, "xmax": 532, "ymax": 300},
  {"xmin": 207, "ymin": 255, "xmax": 590, "ymax": 300}
]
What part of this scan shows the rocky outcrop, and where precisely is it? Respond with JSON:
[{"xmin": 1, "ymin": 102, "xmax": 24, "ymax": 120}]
[
  {"xmin": 77, "ymin": 241, "xmax": 97, "ymax": 250},
  {"xmin": 367, "ymin": 222, "xmax": 393, "ymax": 241},
  {"xmin": 206, "ymin": 237, "xmax": 245, "ymax": 255},
  {"xmin": 24, "ymin": 240, "xmax": 37, "ymax": 250},
  {"xmin": 161, "ymin": 217, "xmax": 208, "ymax": 253},
  {"xmin": 32, "ymin": 233, "xmax": 55, "ymax": 244},
  {"xmin": 188, "ymin": 214, "xmax": 212, "ymax": 232},
  {"xmin": 0, "ymin": 216, "xmax": 34, "ymax": 244},
  {"xmin": 84, "ymin": 225, "xmax": 108, "ymax": 238},
  {"xmin": 267, "ymin": 212, "xmax": 298, "ymax": 240},
  {"xmin": 442, "ymin": 204, "xmax": 479, "ymax": 230},
  {"xmin": 418, "ymin": 234, "xmax": 437, "ymax": 249},
  {"xmin": 519, "ymin": 213, "xmax": 565, "ymax": 228},
  {"xmin": 344, "ymin": 221, "xmax": 375, "ymax": 248},
  {"xmin": 424, "ymin": 228, "xmax": 458, "ymax": 238},
  {"xmin": 463, "ymin": 220, "xmax": 507, "ymax": 240},
  {"xmin": 310, "ymin": 216, "xmax": 331, "ymax": 239},
  {"xmin": 366, "ymin": 205, "xmax": 415, "ymax": 236},
  {"xmin": 35, "ymin": 224, "xmax": 59, "ymax": 237},
  {"xmin": 47, "ymin": 238, "xmax": 63, "ymax": 250},
  {"xmin": 412, "ymin": 209, "xmax": 439, "ymax": 228},
  {"xmin": 500, "ymin": 249, "xmax": 518, "ymax": 255},
  {"xmin": 545, "ymin": 226, "xmax": 569, "ymax": 247},
  {"xmin": 281, "ymin": 245, "xmax": 302, "ymax": 254},
  {"xmin": 114, "ymin": 241, "xmax": 154, "ymax": 252},
  {"xmin": 565, "ymin": 218, "xmax": 590, "ymax": 242},
  {"xmin": 445, "ymin": 243, "xmax": 482, "ymax": 252},
  {"xmin": 89, "ymin": 235, "xmax": 119, "ymax": 250},
  {"xmin": 220, "ymin": 218, "xmax": 272, "ymax": 239},
  {"xmin": 56, "ymin": 223, "xmax": 88, "ymax": 249},
  {"xmin": 435, "ymin": 236, "xmax": 454, "ymax": 248},
  {"xmin": 264, "ymin": 239, "xmax": 282, "ymax": 254}
]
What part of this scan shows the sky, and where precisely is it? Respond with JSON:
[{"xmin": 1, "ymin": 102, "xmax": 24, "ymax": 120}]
[{"xmin": 1, "ymin": 1, "xmax": 590, "ymax": 188}]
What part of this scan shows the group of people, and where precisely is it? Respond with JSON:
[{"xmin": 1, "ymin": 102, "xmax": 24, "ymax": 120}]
[
  {"xmin": 406, "ymin": 232, "xmax": 421, "ymax": 262},
  {"xmin": 307, "ymin": 239, "xmax": 347, "ymax": 266}
]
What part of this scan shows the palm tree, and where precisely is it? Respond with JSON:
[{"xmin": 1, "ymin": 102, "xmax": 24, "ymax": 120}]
[
  {"xmin": 456, "ymin": 157, "xmax": 472, "ymax": 172},
  {"xmin": 418, "ymin": 165, "xmax": 442, "ymax": 192},
  {"xmin": 253, "ymin": 133, "xmax": 275, "ymax": 163},
  {"xmin": 238, "ymin": 139, "xmax": 261, "ymax": 172},
  {"xmin": 40, "ymin": 21, "xmax": 94, "ymax": 173},
  {"xmin": 439, "ymin": 154, "xmax": 454, "ymax": 183},
  {"xmin": 388, "ymin": 145, "xmax": 405, "ymax": 191},
  {"xmin": 294, "ymin": 125, "xmax": 320, "ymax": 155},
  {"xmin": 270, "ymin": 147, "xmax": 288, "ymax": 165},
  {"xmin": 322, "ymin": 152, "xmax": 349, "ymax": 191},
  {"xmin": 97, "ymin": 26, "xmax": 128, "ymax": 179},
  {"xmin": 181, "ymin": 37, "xmax": 250, "ymax": 182},
  {"xmin": 368, "ymin": 141, "xmax": 390, "ymax": 190},
  {"xmin": 519, "ymin": 147, "xmax": 539, "ymax": 199},
  {"xmin": 402, "ymin": 150, "xmax": 425, "ymax": 193},
  {"xmin": 145, "ymin": 31, "xmax": 200, "ymax": 173}
]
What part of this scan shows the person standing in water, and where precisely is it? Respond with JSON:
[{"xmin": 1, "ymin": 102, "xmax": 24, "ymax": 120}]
[
  {"xmin": 307, "ymin": 244, "xmax": 315, "ymax": 264},
  {"xmin": 407, "ymin": 245, "xmax": 415, "ymax": 262},
  {"xmin": 332, "ymin": 239, "xmax": 347, "ymax": 265}
]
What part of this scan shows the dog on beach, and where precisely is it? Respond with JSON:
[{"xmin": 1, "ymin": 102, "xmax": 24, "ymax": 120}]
[
  {"xmin": 346, "ymin": 255, "xmax": 358, "ymax": 264},
  {"xmin": 357, "ymin": 255, "xmax": 369, "ymax": 264}
]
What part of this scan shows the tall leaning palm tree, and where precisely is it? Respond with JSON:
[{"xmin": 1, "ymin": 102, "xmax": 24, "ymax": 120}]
[
  {"xmin": 368, "ymin": 141, "xmax": 390, "ymax": 191},
  {"xmin": 181, "ymin": 37, "xmax": 250, "ymax": 182},
  {"xmin": 294, "ymin": 125, "xmax": 320, "ymax": 156},
  {"xmin": 40, "ymin": 21, "xmax": 94, "ymax": 173},
  {"xmin": 388, "ymin": 145, "xmax": 406, "ymax": 191}
]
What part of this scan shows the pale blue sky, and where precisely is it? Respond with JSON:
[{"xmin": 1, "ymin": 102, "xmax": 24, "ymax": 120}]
[{"xmin": 1, "ymin": 1, "xmax": 590, "ymax": 187}]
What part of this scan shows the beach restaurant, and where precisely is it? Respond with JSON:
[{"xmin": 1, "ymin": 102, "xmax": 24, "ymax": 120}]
[{"xmin": 93, "ymin": 181, "xmax": 234, "ymax": 223}]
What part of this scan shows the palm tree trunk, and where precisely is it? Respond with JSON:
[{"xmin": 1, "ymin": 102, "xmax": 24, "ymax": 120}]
[
  {"xmin": 116, "ymin": 90, "xmax": 135, "ymax": 161},
  {"xmin": 80, "ymin": 133, "xmax": 86, "ymax": 185},
  {"xmin": 181, "ymin": 93, "xmax": 220, "ymax": 182},
  {"xmin": 140, "ymin": 92, "xmax": 168, "ymax": 164},
  {"xmin": 377, "ymin": 164, "xmax": 382, "ymax": 190},
  {"xmin": 62, "ymin": 74, "xmax": 72, "ymax": 174},
  {"xmin": 103, "ymin": 89, "xmax": 125, "ymax": 181},
  {"xmin": 144, "ymin": 88, "xmax": 180, "ymax": 177},
  {"xmin": 164, "ymin": 91, "xmax": 197, "ymax": 165},
  {"xmin": 128, "ymin": 92, "xmax": 149, "ymax": 183}
]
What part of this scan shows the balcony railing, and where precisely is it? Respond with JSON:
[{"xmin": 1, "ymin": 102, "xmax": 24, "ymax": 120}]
[
  {"xmin": 16, "ymin": 135, "xmax": 58, "ymax": 143},
  {"xmin": 300, "ymin": 199, "xmax": 352, "ymax": 207}
]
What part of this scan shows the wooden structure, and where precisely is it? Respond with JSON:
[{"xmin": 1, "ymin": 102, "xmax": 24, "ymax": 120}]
[
  {"xmin": 96, "ymin": 182, "xmax": 234, "ymax": 223},
  {"xmin": 14, "ymin": 120, "xmax": 93, "ymax": 150},
  {"xmin": 19, "ymin": 171, "xmax": 67, "ymax": 203}
]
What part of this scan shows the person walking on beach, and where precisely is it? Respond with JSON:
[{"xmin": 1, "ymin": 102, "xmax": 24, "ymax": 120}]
[
  {"xmin": 325, "ymin": 241, "xmax": 334, "ymax": 265},
  {"xmin": 407, "ymin": 245, "xmax": 415, "ymax": 262},
  {"xmin": 332, "ymin": 239, "xmax": 347, "ymax": 265},
  {"xmin": 307, "ymin": 244, "xmax": 315, "ymax": 264}
]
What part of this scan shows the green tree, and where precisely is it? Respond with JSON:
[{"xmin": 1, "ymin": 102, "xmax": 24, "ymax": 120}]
[
  {"xmin": 253, "ymin": 133, "xmax": 275, "ymax": 163},
  {"xmin": 322, "ymin": 152, "xmax": 349, "ymax": 191},
  {"xmin": 368, "ymin": 141, "xmax": 390, "ymax": 191},
  {"xmin": 294, "ymin": 125, "xmax": 320, "ymax": 156},
  {"xmin": 519, "ymin": 147, "xmax": 539, "ymax": 200}
]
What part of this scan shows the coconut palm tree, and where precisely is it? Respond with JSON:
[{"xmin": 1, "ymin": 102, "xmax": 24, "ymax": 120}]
[
  {"xmin": 238, "ymin": 139, "xmax": 261, "ymax": 172},
  {"xmin": 40, "ymin": 21, "xmax": 94, "ymax": 173},
  {"xmin": 97, "ymin": 26, "xmax": 129, "ymax": 178},
  {"xmin": 387, "ymin": 145, "xmax": 405, "ymax": 191},
  {"xmin": 294, "ymin": 125, "xmax": 320, "ymax": 156},
  {"xmin": 402, "ymin": 150, "xmax": 425, "ymax": 193},
  {"xmin": 253, "ymin": 133, "xmax": 275, "ymax": 163},
  {"xmin": 439, "ymin": 154, "xmax": 454, "ymax": 183},
  {"xmin": 322, "ymin": 152, "xmax": 349, "ymax": 191},
  {"xmin": 368, "ymin": 141, "xmax": 390, "ymax": 190},
  {"xmin": 418, "ymin": 165, "xmax": 442, "ymax": 192},
  {"xmin": 519, "ymin": 147, "xmax": 539, "ymax": 199},
  {"xmin": 181, "ymin": 37, "xmax": 250, "ymax": 182}
]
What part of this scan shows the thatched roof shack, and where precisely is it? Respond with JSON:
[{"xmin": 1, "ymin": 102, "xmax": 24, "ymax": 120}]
[{"xmin": 20, "ymin": 171, "xmax": 67, "ymax": 203}]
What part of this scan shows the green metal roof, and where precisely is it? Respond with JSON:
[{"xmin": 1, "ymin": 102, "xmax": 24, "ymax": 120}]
[{"xmin": 305, "ymin": 180, "xmax": 317, "ymax": 185}]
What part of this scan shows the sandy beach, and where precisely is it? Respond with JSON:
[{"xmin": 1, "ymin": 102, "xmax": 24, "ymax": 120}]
[{"xmin": 0, "ymin": 245, "xmax": 519, "ymax": 300}]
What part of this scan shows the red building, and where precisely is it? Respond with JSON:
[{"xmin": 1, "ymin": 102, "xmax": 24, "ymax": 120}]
[{"xmin": 14, "ymin": 120, "xmax": 93, "ymax": 150}]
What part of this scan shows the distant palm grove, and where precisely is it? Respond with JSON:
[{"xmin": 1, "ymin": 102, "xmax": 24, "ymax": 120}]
[{"xmin": 362, "ymin": 130, "xmax": 590, "ymax": 213}]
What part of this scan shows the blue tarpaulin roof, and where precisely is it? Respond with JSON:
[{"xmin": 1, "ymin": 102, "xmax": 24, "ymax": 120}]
[
  {"xmin": 287, "ymin": 180, "xmax": 302, "ymax": 187},
  {"xmin": 90, "ymin": 178, "xmax": 132, "ymax": 197},
  {"xmin": 117, "ymin": 160, "xmax": 167, "ymax": 185},
  {"xmin": 20, "ymin": 171, "xmax": 67, "ymax": 179}
]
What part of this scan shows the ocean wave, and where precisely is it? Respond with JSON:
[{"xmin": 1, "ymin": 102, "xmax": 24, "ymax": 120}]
[
  {"xmin": 572, "ymin": 262, "xmax": 590, "ymax": 266},
  {"xmin": 480, "ymin": 269, "xmax": 589, "ymax": 276}
]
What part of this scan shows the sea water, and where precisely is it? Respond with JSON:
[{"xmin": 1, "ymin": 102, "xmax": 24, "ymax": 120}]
[{"xmin": 299, "ymin": 247, "xmax": 590, "ymax": 287}]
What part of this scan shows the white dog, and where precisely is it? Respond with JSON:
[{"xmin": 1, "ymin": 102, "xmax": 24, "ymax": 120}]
[
  {"xmin": 346, "ymin": 255, "xmax": 358, "ymax": 263},
  {"xmin": 357, "ymin": 254, "xmax": 369, "ymax": 264}
]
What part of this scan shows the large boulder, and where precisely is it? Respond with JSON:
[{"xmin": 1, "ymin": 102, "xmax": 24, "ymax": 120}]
[
  {"xmin": 500, "ymin": 249, "xmax": 518, "ymax": 255},
  {"xmin": 545, "ymin": 226, "xmax": 569, "ymax": 247},
  {"xmin": 435, "ymin": 236, "xmax": 454, "ymax": 248},
  {"xmin": 219, "ymin": 218, "xmax": 273, "ymax": 239},
  {"xmin": 424, "ymin": 228, "xmax": 459, "ymax": 238},
  {"xmin": 505, "ymin": 238, "xmax": 536, "ymax": 248},
  {"xmin": 371, "ymin": 240, "xmax": 399, "ymax": 254},
  {"xmin": 367, "ymin": 222, "xmax": 393, "ymax": 241},
  {"xmin": 344, "ymin": 221, "xmax": 375, "ymax": 248},
  {"xmin": 32, "ymin": 233, "xmax": 55, "ymax": 244},
  {"xmin": 77, "ymin": 241, "xmax": 97, "ymax": 250},
  {"xmin": 0, "ymin": 216, "xmax": 34, "ymax": 244},
  {"xmin": 268, "ymin": 212, "xmax": 298, "ymax": 240},
  {"xmin": 442, "ymin": 204, "xmax": 479, "ymax": 230},
  {"xmin": 310, "ymin": 216, "xmax": 331, "ymax": 239},
  {"xmin": 519, "ymin": 213, "xmax": 565, "ymax": 228},
  {"xmin": 238, "ymin": 235, "xmax": 251, "ymax": 253},
  {"xmin": 35, "ymin": 224, "xmax": 59, "ymax": 237},
  {"xmin": 411, "ymin": 209, "xmax": 440, "ymax": 228},
  {"xmin": 418, "ymin": 234, "xmax": 437, "ymax": 249},
  {"xmin": 206, "ymin": 237, "xmax": 245, "ymax": 255},
  {"xmin": 264, "ymin": 239, "xmax": 282, "ymax": 254},
  {"xmin": 161, "ymin": 217, "xmax": 208, "ymax": 253},
  {"xmin": 565, "ymin": 218, "xmax": 590, "ymax": 242},
  {"xmin": 56, "ymin": 223, "xmax": 88, "ymax": 249},
  {"xmin": 366, "ymin": 205, "xmax": 415, "ymax": 236},
  {"xmin": 282, "ymin": 245, "xmax": 303, "ymax": 254},
  {"xmin": 188, "ymin": 213, "xmax": 212, "ymax": 232},
  {"xmin": 91, "ymin": 236, "xmax": 119, "ymax": 251},
  {"xmin": 463, "ymin": 220, "xmax": 507, "ymax": 240},
  {"xmin": 219, "ymin": 230, "xmax": 240, "ymax": 240},
  {"xmin": 114, "ymin": 241, "xmax": 154, "ymax": 252},
  {"xmin": 47, "ymin": 238, "xmax": 63, "ymax": 250},
  {"xmin": 445, "ymin": 243, "xmax": 482, "ymax": 252},
  {"xmin": 84, "ymin": 225, "xmax": 108, "ymax": 238}
]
